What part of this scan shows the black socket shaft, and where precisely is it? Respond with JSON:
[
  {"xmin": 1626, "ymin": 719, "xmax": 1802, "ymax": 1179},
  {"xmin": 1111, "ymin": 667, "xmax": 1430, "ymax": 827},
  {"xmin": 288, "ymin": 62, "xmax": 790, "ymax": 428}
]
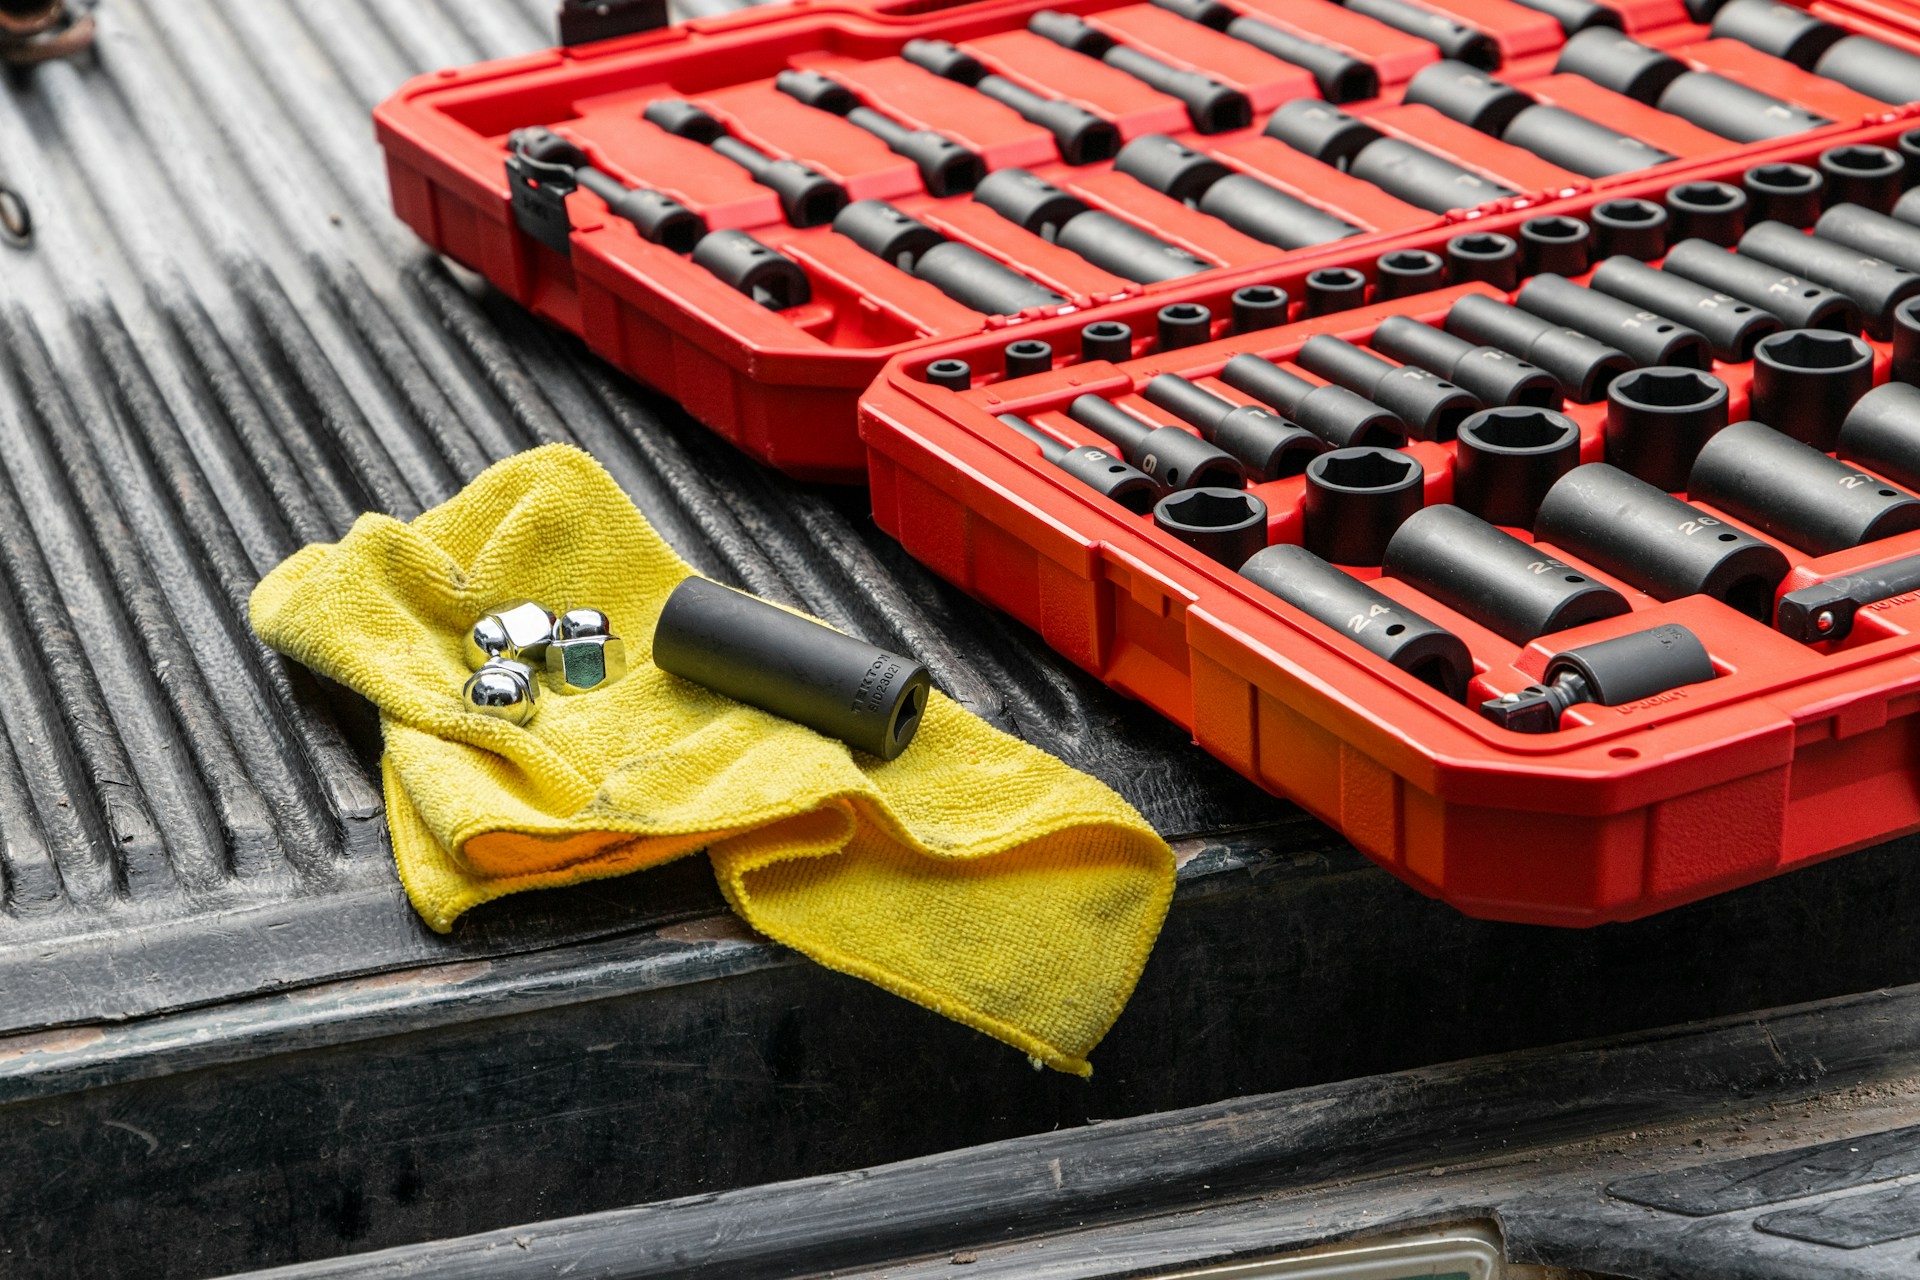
[
  {"xmin": 1297, "ymin": 334, "xmax": 1479, "ymax": 441},
  {"xmin": 1028, "ymin": 10, "xmax": 1252, "ymax": 133},
  {"xmin": 1815, "ymin": 204, "xmax": 1920, "ymax": 277},
  {"xmin": 1239, "ymin": 543, "xmax": 1471, "ymax": 700},
  {"xmin": 1403, "ymin": 61, "xmax": 1673, "ymax": 179},
  {"xmin": 1714, "ymin": 0, "xmax": 1920, "ymax": 102},
  {"xmin": 1143, "ymin": 373, "xmax": 1326, "ymax": 479},
  {"xmin": 998, "ymin": 413, "xmax": 1158, "ymax": 513},
  {"xmin": 1303, "ymin": 447, "xmax": 1427, "ymax": 566},
  {"xmin": 1553, "ymin": 30, "xmax": 1829, "ymax": 142},
  {"xmin": 691, "ymin": 230, "xmax": 811, "ymax": 309},
  {"xmin": 1605, "ymin": 366, "xmax": 1730, "ymax": 492},
  {"xmin": 1155, "ymin": 488, "xmax": 1270, "ymax": 567},
  {"xmin": 1201, "ymin": 174, "xmax": 1363, "ymax": 249},
  {"xmin": 1588, "ymin": 256, "xmax": 1781, "ymax": 362},
  {"xmin": 1516, "ymin": 275, "xmax": 1712, "ymax": 370},
  {"xmin": 773, "ymin": 71, "xmax": 984, "ymax": 197},
  {"xmin": 1344, "ymin": 0, "xmax": 1500, "ymax": 69},
  {"xmin": 1264, "ymin": 101, "xmax": 1517, "ymax": 213},
  {"xmin": 1814, "ymin": 37, "xmax": 1920, "ymax": 106},
  {"xmin": 1659, "ymin": 239, "xmax": 1861, "ymax": 333},
  {"xmin": 1507, "ymin": 0, "xmax": 1621, "ymax": 34},
  {"xmin": 1749, "ymin": 328, "xmax": 1876, "ymax": 449},
  {"xmin": 1452, "ymin": 406, "xmax": 1583, "ymax": 527},
  {"xmin": 643, "ymin": 100, "xmax": 847, "ymax": 227},
  {"xmin": 1221, "ymin": 353, "xmax": 1407, "ymax": 448},
  {"xmin": 1447, "ymin": 293, "xmax": 1632, "ymax": 403},
  {"xmin": 1689, "ymin": 419, "xmax": 1920, "ymax": 556},
  {"xmin": 833, "ymin": 201, "xmax": 1066, "ymax": 315},
  {"xmin": 900, "ymin": 40, "xmax": 1120, "ymax": 165},
  {"xmin": 1739, "ymin": 222, "xmax": 1920, "ymax": 340},
  {"xmin": 1067, "ymin": 395, "xmax": 1245, "ymax": 490},
  {"xmin": 1534, "ymin": 463, "xmax": 1789, "ymax": 618},
  {"xmin": 1384, "ymin": 504, "xmax": 1628, "ymax": 642},
  {"xmin": 1839, "ymin": 383, "xmax": 1920, "ymax": 490},
  {"xmin": 973, "ymin": 168, "xmax": 1210, "ymax": 284},
  {"xmin": 1147, "ymin": 0, "xmax": 1380, "ymax": 102},
  {"xmin": 509, "ymin": 127, "xmax": 708, "ymax": 253},
  {"xmin": 1370, "ymin": 315, "xmax": 1562, "ymax": 409}
]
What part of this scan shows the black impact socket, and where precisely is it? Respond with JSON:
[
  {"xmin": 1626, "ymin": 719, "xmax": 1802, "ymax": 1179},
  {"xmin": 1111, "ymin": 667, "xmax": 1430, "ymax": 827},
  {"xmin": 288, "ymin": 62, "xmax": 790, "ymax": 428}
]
[
  {"xmin": 1750, "ymin": 328, "xmax": 1877, "ymax": 449},
  {"xmin": 1815, "ymin": 204, "xmax": 1920, "ymax": 278},
  {"xmin": 1305, "ymin": 266, "xmax": 1368, "ymax": 317},
  {"xmin": 1506, "ymin": 0, "xmax": 1622, "ymax": 35},
  {"xmin": 1155, "ymin": 488, "xmax": 1270, "ymax": 567},
  {"xmin": 1447, "ymin": 292, "xmax": 1632, "ymax": 403},
  {"xmin": 1710, "ymin": 0, "xmax": 1846, "ymax": 68},
  {"xmin": 1452, "ymin": 405, "xmax": 1584, "ymax": 527},
  {"xmin": 1027, "ymin": 11, "xmax": 1252, "ymax": 133},
  {"xmin": 925, "ymin": 358, "xmax": 971, "ymax": 390},
  {"xmin": 1344, "ymin": 0, "xmax": 1501, "ymax": 69},
  {"xmin": 1004, "ymin": 339, "xmax": 1053, "ymax": 378},
  {"xmin": 973, "ymin": 166, "xmax": 1090, "ymax": 239},
  {"xmin": 1264, "ymin": 100, "xmax": 1386, "ymax": 170},
  {"xmin": 1370, "ymin": 315, "xmax": 1563, "ymax": 409},
  {"xmin": 1231, "ymin": 285, "xmax": 1289, "ymax": 334},
  {"xmin": 1080, "ymin": 320, "xmax": 1133, "ymax": 363},
  {"xmin": 1402, "ymin": 61, "xmax": 1672, "ymax": 178},
  {"xmin": 691, "ymin": 229, "xmax": 811, "ymax": 309},
  {"xmin": 899, "ymin": 40, "xmax": 1121, "ymax": 165},
  {"xmin": 1589, "ymin": 255, "xmax": 1782, "ymax": 362},
  {"xmin": 1113, "ymin": 133, "xmax": 1230, "ymax": 204},
  {"xmin": 1481, "ymin": 623, "xmax": 1715, "ymax": 733},
  {"xmin": 1350, "ymin": 137, "xmax": 1518, "ymax": 213},
  {"xmin": 1534, "ymin": 463, "xmax": 1790, "ymax": 618},
  {"xmin": 998, "ymin": 413, "xmax": 1158, "ymax": 513},
  {"xmin": 1520, "ymin": 215, "xmax": 1591, "ymax": 276},
  {"xmin": 1157, "ymin": 302, "xmax": 1212, "ymax": 351},
  {"xmin": 773, "ymin": 72, "xmax": 984, "ymax": 197},
  {"xmin": 1238, "ymin": 543, "xmax": 1471, "ymax": 700},
  {"xmin": 1302, "ymin": 447, "xmax": 1427, "ymax": 566},
  {"xmin": 1297, "ymin": 334, "xmax": 1479, "ymax": 441},
  {"xmin": 1221, "ymin": 354, "xmax": 1408, "ymax": 449},
  {"xmin": 1383, "ymin": 504, "xmax": 1629, "ymax": 643},
  {"xmin": 1067, "ymin": 394, "xmax": 1246, "ymax": 490},
  {"xmin": 1665, "ymin": 181, "xmax": 1747, "ymax": 247},
  {"xmin": 1058, "ymin": 212, "xmax": 1213, "ymax": 284},
  {"xmin": 1148, "ymin": 0, "xmax": 1380, "ymax": 101},
  {"xmin": 1590, "ymin": 198, "xmax": 1668, "ymax": 261},
  {"xmin": 1744, "ymin": 163, "xmax": 1825, "ymax": 228},
  {"xmin": 1554, "ymin": 28, "xmax": 1688, "ymax": 102},
  {"xmin": 653, "ymin": 577, "xmax": 933, "ymax": 760},
  {"xmin": 1199, "ymin": 175, "xmax": 1364, "ymax": 249},
  {"xmin": 1898, "ymin": 296, "xmax": 1920, "ymax": 384},
  {"xmin": 1605, "ymin": 366, "xmax": 1731, "ymax": 492},
  {"xmin": 1375, "ymin": 248, "xmax": 1447, "ymax": 301},
  {"xmin": 1813, "ymin": 37, "xmax": 1920, "ymax": 106},
  {"xmin": 1553, "ymin": 31, "xmax": 1829, "ymax": 141},
  {"xmin": 1689, "ymin": 419, "xmax": 1920, "ymax": 555},
  {"xmin": 1839, "ymin": 383, "xmax": 1920, "ymax": 489},
  {"xmin": 643, "ymin": 100, "xmax": 848, "ymax": 228},
  {"xmin": 1516, "ymin": 274, "xmax": 1713, "ymax": 370},
  {"xmin": 1902, "ymin": 130, "xmax": 1920, "ymax": 186},
  {"xmin": 1820, "ymin": 146, "xmax": 1906, "ymax": 214},
  {"xmin": 1446, "ymin": 232, "xmax": 1519, "ymax": 290},
  {"xmin": 913, "ymin": 241, "xmax": 1069, "ymax": 315},
  {"xmin": 570, "ymin": 171, "xmax": 707, "ymax": 252},
  {"xmin": 1144, "ymin": 373, "xmax": 1326, "ymax": 479},
  {"xmin": 1659, "ymin": 238, "xmax": 1862, "ymax": 333},
  {"xmin": 1402, "ymin": 59, "xmax": 1534, "ymax": 134}
]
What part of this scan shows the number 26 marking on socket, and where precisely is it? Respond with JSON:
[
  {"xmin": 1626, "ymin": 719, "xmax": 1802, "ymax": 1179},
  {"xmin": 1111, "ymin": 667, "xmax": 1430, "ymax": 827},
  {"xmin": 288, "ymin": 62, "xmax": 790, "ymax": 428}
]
[{"xmin": 1678, "ymin": 516, "xmax": 1722, "ymax": 535}]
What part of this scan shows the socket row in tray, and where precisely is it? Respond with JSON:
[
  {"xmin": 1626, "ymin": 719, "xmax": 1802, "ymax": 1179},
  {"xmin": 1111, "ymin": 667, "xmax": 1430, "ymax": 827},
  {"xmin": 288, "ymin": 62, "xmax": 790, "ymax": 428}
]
[{"xmin": 904, "ymin": 154, "xmax": 1920, "ymax": 736}]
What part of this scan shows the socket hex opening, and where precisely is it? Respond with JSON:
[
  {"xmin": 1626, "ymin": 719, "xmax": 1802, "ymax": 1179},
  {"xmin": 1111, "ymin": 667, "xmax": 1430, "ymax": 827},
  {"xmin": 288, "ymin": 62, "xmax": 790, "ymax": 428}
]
[
  {"xmin": 1159, "ymin": 488, "xmax": 1263, "ymax": 528},
  {"xmin": 1613, "ymin": 367, "xmax": 1724, "ymax": 409},
  {"xmin": 1316, "ymin": 449, "xmax": 1418, "ymax": 490},
  {"xmin": 1760, "ymin": 330, "xmax": 1871, "ymax": 371},
  {"xmin": 1462, "ymin": 407, "xmax": 1577, "ymax": 452}
]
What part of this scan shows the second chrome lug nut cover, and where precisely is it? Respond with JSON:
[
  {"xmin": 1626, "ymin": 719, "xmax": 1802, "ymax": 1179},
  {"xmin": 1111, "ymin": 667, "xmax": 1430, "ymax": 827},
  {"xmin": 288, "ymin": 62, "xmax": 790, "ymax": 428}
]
[
  {"xmin": 465, "ymin": 599, "xmax": 557, "ymax": 669},
  {"xmin": 463, "ymin": 659, "xmax": 539, "ymax": 725}
]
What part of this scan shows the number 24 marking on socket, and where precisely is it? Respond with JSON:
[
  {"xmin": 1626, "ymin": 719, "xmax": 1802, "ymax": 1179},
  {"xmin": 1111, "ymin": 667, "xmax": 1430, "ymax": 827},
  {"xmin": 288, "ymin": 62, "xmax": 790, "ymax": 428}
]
[{"xmin": 1348, "ymin": 604, "xmax": 1393, "ymax": 634}]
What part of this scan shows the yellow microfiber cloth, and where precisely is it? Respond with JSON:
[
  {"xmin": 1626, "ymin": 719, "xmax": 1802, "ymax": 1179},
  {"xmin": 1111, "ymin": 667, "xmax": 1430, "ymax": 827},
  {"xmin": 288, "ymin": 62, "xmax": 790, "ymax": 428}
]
[{"xmin": 249, "ymin": 444, "xmax": 1174, "ymax": 1075}]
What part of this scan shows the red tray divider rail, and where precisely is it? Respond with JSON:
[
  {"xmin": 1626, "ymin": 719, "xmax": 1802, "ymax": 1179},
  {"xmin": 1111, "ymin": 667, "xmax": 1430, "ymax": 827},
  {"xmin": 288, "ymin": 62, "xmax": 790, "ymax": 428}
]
[{"xmin": 377, "ymin": 0, "xmax": 1918, "ymax": 480}]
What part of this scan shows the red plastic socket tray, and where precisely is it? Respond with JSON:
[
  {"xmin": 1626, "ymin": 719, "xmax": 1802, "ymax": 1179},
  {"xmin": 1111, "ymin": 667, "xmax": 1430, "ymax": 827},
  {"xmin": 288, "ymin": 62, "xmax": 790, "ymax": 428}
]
[
  {"xmin": 862, "ymin": 111, "xmax": 1920, "ymax": 926},
  {"xmin": 374, "ymin": 0, "xmax": 1915, "ymax": 480}
]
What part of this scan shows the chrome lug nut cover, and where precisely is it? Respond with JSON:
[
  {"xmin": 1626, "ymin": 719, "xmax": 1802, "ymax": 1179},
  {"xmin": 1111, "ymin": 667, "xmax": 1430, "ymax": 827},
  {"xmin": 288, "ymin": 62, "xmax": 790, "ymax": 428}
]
[
  {"xmin": 463, "ymin": 659, "xmax": 539, "ymax": 725},
  {"xmin": 464, "ymin": 599, "xmax": 556, "ymax": 669},
  {"xmin": 552, "ymin": 607, "xmax": 612, "ymax": 643},
  {"xmin": 546, "ymin": 634, "xmax": 628, "ymax": 694}
]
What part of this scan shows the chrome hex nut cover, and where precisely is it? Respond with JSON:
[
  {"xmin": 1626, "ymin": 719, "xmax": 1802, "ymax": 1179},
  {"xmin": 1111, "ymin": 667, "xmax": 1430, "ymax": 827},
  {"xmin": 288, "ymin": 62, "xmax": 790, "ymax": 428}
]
[
  {"xmin": 546, "ymin": 635, "xmax": 629, "ymax": 695},
  {"xmin": 463, "ymin": 599, "xmax": 556, "ymax": 670},
  {"xmin": 552, "ymin": 607, "xmax": 612, "ymax": 643},
  {"xmin": 462, "ymin": 659, "xmax": 539, "ymax": 725}
]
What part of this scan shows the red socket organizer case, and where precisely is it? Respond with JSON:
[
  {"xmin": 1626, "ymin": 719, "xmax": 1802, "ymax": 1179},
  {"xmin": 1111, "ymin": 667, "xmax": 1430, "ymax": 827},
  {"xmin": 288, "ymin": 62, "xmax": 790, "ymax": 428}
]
[{"xmin": 375, "ymin": 0, "xmax": 1914, "ymax": 481}]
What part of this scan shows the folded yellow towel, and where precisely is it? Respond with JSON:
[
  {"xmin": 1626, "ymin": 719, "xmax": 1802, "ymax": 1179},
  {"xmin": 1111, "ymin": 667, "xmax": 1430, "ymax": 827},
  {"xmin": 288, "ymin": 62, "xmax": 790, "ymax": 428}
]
[{"xmin": 249, "ymin": 444, "xmax": 1174, "ymax": 1075}]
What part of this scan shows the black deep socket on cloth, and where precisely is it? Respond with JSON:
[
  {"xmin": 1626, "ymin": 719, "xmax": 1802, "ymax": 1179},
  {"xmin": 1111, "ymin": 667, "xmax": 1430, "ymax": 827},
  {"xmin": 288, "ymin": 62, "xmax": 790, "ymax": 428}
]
[
  {"xmin": 1740, "ymin": 221, "xmax": 1920, "ymax": 340},
  {"xmin": 1375, "ymin": 249, "xmax": 1446, "ymax": 300},
  {"xmin": 1239, "ymin": 543, "xmax": 1471, "ymax": 699},
  {"xmin": 1157, "ymin": 302, "xmax": 1211, "ymax": 351},
  {"xmin": 1370, "ymin": 315, "xmax": 1562, "ymax": 409},
  {"xmin": 691, "ymin": 230, "xmax": 811, "ymax": 309},
  {"xmin": 653, "ymin": 577, "xmax": 934, "ymax": 760},
  {"xmin": 1147, "ymin": 0, "xmax": 1378, "ymax": 101},
  {"xmin": 1447, "ymin": 233, "xmax": 1519, "ymax": 290},
  {"xmin": 1067, "ymin": 394, "xmax": 1245, "ymax": 490},
  {"xmin": 507, "ymin": 128, "xmax": 707, "ymax": 253},
  {"xmin": 925, "ymin": 358, "xmax": 970, "ymax": 389},
  {"xmin": 1081, "ymin": 320, "xmax": 1133, "ymax": 363},
  {"xmin": 643, "ymin": 100, "xmax": 847, "ymax": 227},
  {"xmin": 1401, "ymin": 61, "xmax": 1675, "ymax": 178},
  {"xmin": 774, "ymin": 71, "xmax": 984, "ymax": 197},
  {"xmin": 1231, "ymin": 285, "xmax": 1289, "ymax": 333},
  {"xmin": 1028, "ymin": 10, "xmax": 1252, "ymax": 133},
  {"xmin": 1343, "ymin": 0, "xmax": 1500, "ymax": 68},
  {"xmin": 1750, "ymin": 328, "xmax": 1875, "ymax": 449},
  {"xmin": 1112, "ymin": 135, "xmax": 1362, "ymax": 249},
  {"xmin": 1264, "ymin": 101, "xmax": 1518, "ymax": 213},
  {"xmin": 1144, "ymin": 373, "xmax": 1326, "ymax": 479},
  {"xmin": 1659, "ymin": 238, "xmax": 1861, "ymax": 333},
  {"xmin": 1743, "ymin": 163, "xmax": 1825, "ymax": 228},
  {"xmin": 1520, "ymin": 215, "xmax": 1591, "ymax": 276},
  {"xmin": 1689, "ymin": 420, "xmax": 1920, "ymax": 556},
  {"xmin": 1839, "ymin": 383, "xmax": 1920, "ymax": 489},
  {"xmin": 1297, "ymin": 334, "xmax": 1478, "ymax": 441},
  {"xmin": 1665, "ymin": 181, "xmax": 1747, "ymax": 246},
  {"xmin": 1534, "ymin": 463, "xmax": 1790, "ymax": 618},
  {"xmin": 1589, "ymin": 256, "xmax": 1781, "ymax": 362},
  {"xmin": 1897, "ymin": 297, "xmax": 1920, "ymax": 384},
  {"xmin": 1516, "ymin": 275, "xmax": 1712, "ymax": 370},
  {"xmin": 1553, "ymin": 30, "xmax": 1830, "ymax": 142},
  {"xmin": 1451, "ymin": 406, "xmax": 1583, "ymax": 526},
  {"xmin": 1305, "ymin": 267, "xmax": 1368, "ymax": 317},
  {"xmin": 1004, "ymin": 339, "xmax": 1052, "ymax": 378},
  {"xmin": 900, "ymin": 40, "xmax": 1120, "ymax": 164},
  {"xmin": 1384, "ymin": 504, "xmax": 1629, "ymax": 643},
  {"xmin": 1480, "ymin": 623, "xmax": 1715, "ymax": 733},
  {"xmin": 1605, "ymin": 366, "xmax": 1730, "ymax": 491},
  {"xmin": 1776, "ymin": 552, "xmax": 1920, "ymax": 644},
  {"xmin": 1154, "ymin": 488, "xmax": 1270, "ymax": 567},
  {"xmin": 1302, "ymin": 447, "xmax": 1427, "ymax": 566},
  {"xmin": 1221, "ymin": 353, "xmax": 1407, "ymax": 448},
  {"xmin": 1819, "ymin": 146, "xmax": 1905, "ymax": 215},
  {"xmin": 998, "ymin": 413, "xmax": 1158, "ymax": 513},
  {"xmin": 1711, "ymin": 0, "xmax": 1920, "ymax": 105},
  {"xmin": 1447, "ymin": 293, "xmax": 1631, "ymax": 403},
  {"xmin": 1815, "ymin": 204, "xmax": 1920, "ymax": 278},
  {"xmin": 1590, "ymin": 199, "xmax": 1668, "ymax": 261},
  {"xmin": 832, "ymin": 201, "xmax": 1067, "ymax": 315},
  {"xmin": 972, "ymin": 168, "xmax": 1211, "ymax": 283}
]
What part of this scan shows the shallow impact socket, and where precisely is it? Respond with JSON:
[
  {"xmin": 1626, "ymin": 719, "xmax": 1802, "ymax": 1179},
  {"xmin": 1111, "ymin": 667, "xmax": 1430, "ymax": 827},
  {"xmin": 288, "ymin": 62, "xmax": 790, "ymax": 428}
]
[
  {"xmin": 1067, "ymin": 394, "xmax": 1246, "ymax": 490},
  {"xmin": 1447, "ymin": 292, "xmax": 1631, "ymax": 403},
  {"xmin": 1081, "ymin": 320, "xmax": 1134, "ymax": 362},
  {"xmin": 1590, "ymin": 198, "xmax": 1669, "ymax": 261},
  {"xmin": 1384, "ymin": 504, "xmax": 1628, "ymax": 643},
  {"xmin": 899, "ymin": 39, "xmax": 1120, "ymax": 164},
  {"xmin": 653, "ymin": 577, "xmax": 933, "ymax": 760},
  {"xmin": 1446, "ymin": 232, "xmax": 1519, "ymax": 290},
  {"xmin": 1749, "ymin": 327, "xmax": 1875, "ymax": 450},
  {"xmin": 1302, "ymin": 446, "xmax": 1426, "ymax": 566},
  {"xmin": 1533, "ymin": 463, "xmax": 1789, "ymax": 618},
  {"xmin": 1147, "ymin": 0, "xmax": 1381, "ymax": 101},
  {"xmin": 1401, "ymin": 61, "xmax": 1673, "ymax": 179},
  {"xmin": 998, "ymin": 413, "xmax": 1158, "ymax": 513},
  {"xmin": 1553, "ymin": 30, "xmax": 1830, "ymax": 142},
  {"xmin": 1479, "ymin": 623, "xmax": 1716, "ymax": 733},
  {"xmin": 1819, "ymin": 146, "xmax": 1906, "ymax": 214},
  {"xmin": 1659, "ymin": 238, "xmax": 1861, "ymax": 333},
  {"xmin": 1370, "ymin": 315, "xmax": 1562, "ymax": 409},
  {"xmin": 691, "ymin": 230, "xmax": 811, "ymax": 309},
  {"xmin": 1839, "ymin": 382, "xmax": 1920, "ymax": 490},
  {"xmin": 1743, "ymin": 162, "xmax": 1825, "ymax": 228},
  {"xmin": 1154, "ymin": 487, "xmax": 1270, "ymax": 567},
  {"xmin": 1375, "ymin": 248, "xmax": 1446, "ymax": 300},
  {"xmin": 1604, "ymin": 366, "xmax": 1731, "ymax": 491},
  {"xmin": 1157, "ymin": 302, "xmax": 1211, "ymax": 351},
  {"xmin": 1231, "ymin": 285, "xmax": 1290, "ymax": 333},
  {"xmin": 1143, "ymin": 373, "xmax": 1326, "ymax": 479},
  {"xmin": 924, "ymin": 358, "xmax": 970, "ymax": 389},
  {"xmin": 1221, "ymin": 353, "xmax": 1408, "ymax": 448},
  {"xmin": 1665, "ymin": 181, "xmax": 1746, "ymax": 246},
  {"xmin": 1028, "ymin": 10, "xmax": 1252, "ymax": 133},
  {"xmin": 1451, "ymin": 405, "xmax": 1583, "ymax": 527},
  {"xmin": 1740, "ymin": 221, "xmax": 1920, "ymax": 339},
  {"xmin": 1239, "ymin": 543, "xmax": 1471, "ymax": 699},
  {"xmin": 1589, "ymin": 255, "xmax": 1781, "ymax": 362},
  {"xmin": 1003, "ymin": 339, "xmax": 1053, "ymax": 378},
  {"xmin": 1519, "ymin": 215, "xmax": 1592, "ymax": 276},
  {"xmin": 1516, "ymin": 274, "xmax": 1712, "ymax": 370},
  {"xmin": 1297, "ymin": 333, "xmax": 1479, "ymax": 441},
  {"xmin": 1688, "ymin": 419, "xmax": 1920, "ymax": 556}
]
